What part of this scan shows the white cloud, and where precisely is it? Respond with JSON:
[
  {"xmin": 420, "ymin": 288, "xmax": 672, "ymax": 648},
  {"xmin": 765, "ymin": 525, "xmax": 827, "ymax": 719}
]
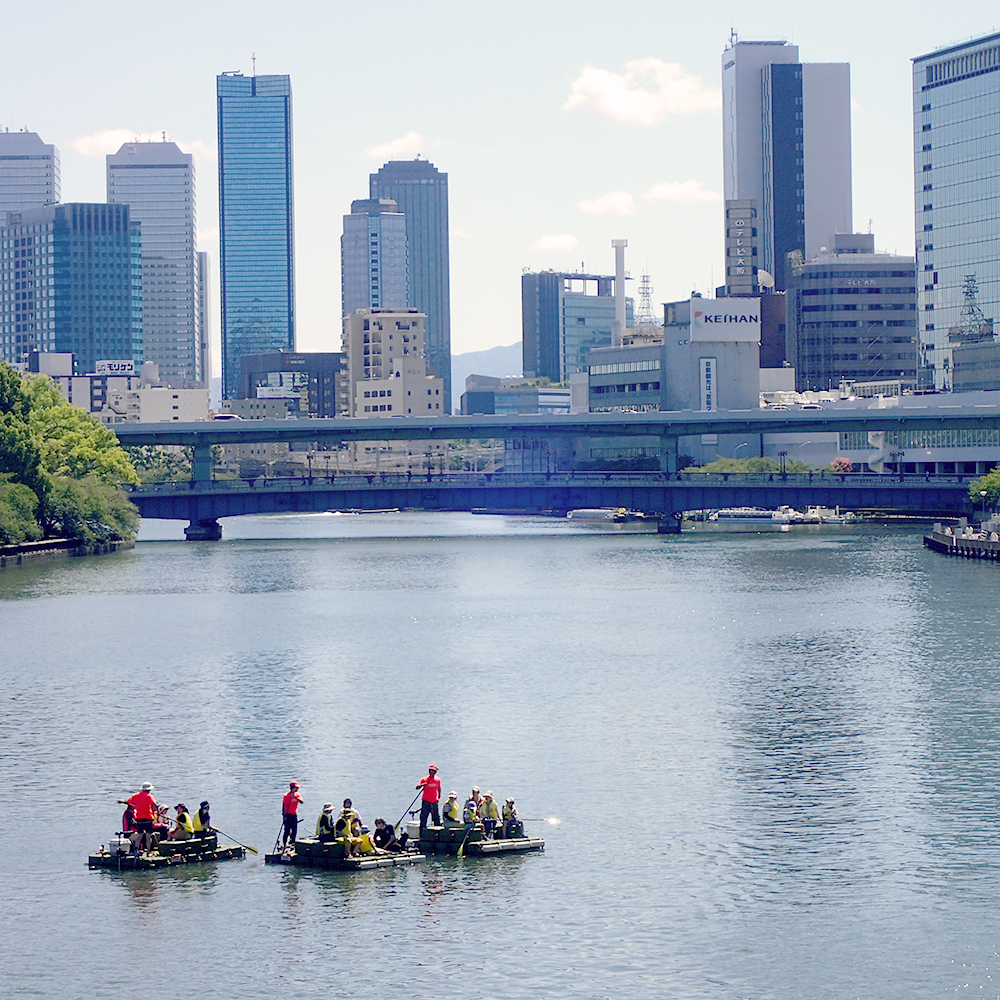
[
  {"xmin": 577, "ymin": 191, "xmax": 634, "ymax": 216},
  {"xmin": 643, "ymin": 180, "xmax": 722, "ymax": 204},
  {"xmin": 451, "ymin": 227, "xmax": 471, "ymax": 239},
  {"xmin": 532, "ymin": 234, "xmax": 578, "ymax": 253},
  {"xmin": 563, "ymin": 58, "xmax": 721, "ymax": 124},
  {"xmin": 71, "ymin": 129, "xmax": 216, "ymax": 161},
  {"xmin": 366, "ymin": 131, "xmax": 424, "ymax": 160},
  {"xmin": 198, "ymin": 226, "xmax": 219, "ymax": 245}
]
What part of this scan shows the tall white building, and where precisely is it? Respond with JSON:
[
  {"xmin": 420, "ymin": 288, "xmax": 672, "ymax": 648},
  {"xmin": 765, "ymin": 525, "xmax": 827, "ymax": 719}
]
[
  {"xmin": 722, "ymin": 36, "xmax": 852, "ymax": 290},
  {"xmin": 341, "ymin": 198, "xmax": 407, "ymax": 318},
  {"xmin": 912, "ymin": 32, "xmax": 1000, "ymax": 391},
  {"xmin": 0, "ymin": 131, "xmax": 60, "ymax": 211},
  {"xmin": 107, "ymin": 141, "xmax": 204, "ymax": 384}
]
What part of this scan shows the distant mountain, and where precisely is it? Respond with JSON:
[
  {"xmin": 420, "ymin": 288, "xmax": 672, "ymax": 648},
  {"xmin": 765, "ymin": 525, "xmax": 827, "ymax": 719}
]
[{"xmin": 451, "ymin": 342, "xmax": 522, "ymax": 400}]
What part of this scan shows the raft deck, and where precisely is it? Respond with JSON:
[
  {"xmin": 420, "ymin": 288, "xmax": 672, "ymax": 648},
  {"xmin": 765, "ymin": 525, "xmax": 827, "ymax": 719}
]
[
  {"xmin": 89, "ymin": 835, "xmax": 245, "ymax": 870},
  {"xmin": 409, "ymin": 822, "xmax": 545, "ymax": 857},
  {"xmin": 265, "ymin": 837, "xmax": 425, "ymax": 870}
]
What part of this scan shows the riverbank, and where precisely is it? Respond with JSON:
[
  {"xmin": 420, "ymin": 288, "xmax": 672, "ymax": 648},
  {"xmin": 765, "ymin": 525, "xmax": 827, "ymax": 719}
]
[{"xmin": 0, "ymin": 537, "xmax": 134, "ymax": 569}]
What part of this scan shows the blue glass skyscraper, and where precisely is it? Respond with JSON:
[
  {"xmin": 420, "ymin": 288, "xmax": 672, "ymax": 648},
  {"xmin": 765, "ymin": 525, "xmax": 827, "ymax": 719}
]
[
  {"xmin": 369, "ymin": 159, "xmax": 451, "ymax": 410},
  {"xmin": 217, "ymin": 73, "xmax": 295, "ymax": 399}
]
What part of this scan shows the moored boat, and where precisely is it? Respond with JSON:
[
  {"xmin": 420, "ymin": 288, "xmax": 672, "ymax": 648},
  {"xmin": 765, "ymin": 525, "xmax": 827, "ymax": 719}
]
[
  {"xmin": 265, "ymin": 838, "xmax": 425, "ymax": 870},
  {"xmin": 710, "ymin": 507, "xmax": 796, "ymax": 523},
  {"xmin": 408, "ymin": 822, "xmax": 545, "ymax": 856},
  {"xmin": 89, "ymin": 833, "xmax": 245, "ymax": 871},
  {"xmin": 567, "ymin": 507, "xmax": 627, "ymax": 522}
]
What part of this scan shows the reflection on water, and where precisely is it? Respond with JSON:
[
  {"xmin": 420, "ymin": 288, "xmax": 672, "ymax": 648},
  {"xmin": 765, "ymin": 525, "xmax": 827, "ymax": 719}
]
[{"xmin": 3, "ymin": 514, "xmax": 1000, "ymax": 998}]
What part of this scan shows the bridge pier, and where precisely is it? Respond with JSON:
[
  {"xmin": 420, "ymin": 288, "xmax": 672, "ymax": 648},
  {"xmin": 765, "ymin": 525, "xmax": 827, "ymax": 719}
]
[
  {"xmin": 659, "ymin": 436, "xmax": 678, "ymax": 475},
  {"xmin": 184, "ymin": 518, "xmax": 223, "ymax": 541},
  {"xmin": 192, "ymin": 442, "xmax": 212, "ymax": 484},
  {"xmin": 657, "ymin": 514, "xmax": 682, "ymax": 534}
]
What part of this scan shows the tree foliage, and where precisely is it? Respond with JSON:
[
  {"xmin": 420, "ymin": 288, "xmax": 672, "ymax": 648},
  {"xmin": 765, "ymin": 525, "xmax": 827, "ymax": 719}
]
[
  {"xmin": 683, "ymin": 456, "xmax": 813, "ymax": 474},
  {"xmin": 125, "ymin": 445, "xmax": 192, "ymax": 483},
  {"xmin": 969, "ymin": 468, "xmax": 1000, "ymax": 508},
  {"xmin": 0, "ymin": 363, "xmax": 139, "ymax": 543}
]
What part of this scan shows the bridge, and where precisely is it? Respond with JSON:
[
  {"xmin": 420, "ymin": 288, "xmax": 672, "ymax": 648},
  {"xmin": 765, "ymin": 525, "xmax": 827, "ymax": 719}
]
[
  {"xmin": 111, "ymin": 409, "xmax": 993, "ymax": 538},
  {"xmin": 124, "ymin": 470, "xmax": 972, "ymax": 539}
]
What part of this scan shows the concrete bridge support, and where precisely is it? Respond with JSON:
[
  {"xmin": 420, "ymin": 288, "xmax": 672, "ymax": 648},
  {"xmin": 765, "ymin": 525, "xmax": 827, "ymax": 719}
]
[
  {"xmin": 192, "ymin": 442, "xmax": 212, "ymax": 484},
  {"xmin": 184, "ymin": 519, "xmax": 223, "ymax": 541},
  {"xmin": 657, "ymin": 514, "xmax": 682, "ymax": 534},
  {"xmin": 659, "ymin": 436, "xmax": 678, "ymax": 475}
]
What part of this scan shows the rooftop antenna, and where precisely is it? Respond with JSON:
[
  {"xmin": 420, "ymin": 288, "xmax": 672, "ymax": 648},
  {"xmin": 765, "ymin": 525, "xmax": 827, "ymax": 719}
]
[
  {"xmin": 634, "ymin": 269, "xmax": 656, "ymax": 326},
  {"xmin": 252, "ymin": 52, "xmax": 257, "ymax": 77}
]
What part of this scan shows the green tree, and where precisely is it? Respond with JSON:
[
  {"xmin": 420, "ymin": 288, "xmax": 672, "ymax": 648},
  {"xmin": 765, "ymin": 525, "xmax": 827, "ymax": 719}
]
[
  {"xmin": 969, "ymin": 468, "xmax": 1000, "ymax": 508},
  {"xmin": 683, "ymin": 456, "xmax": 813, "ymax": 474},
  {"xmin": 0, "ymin": 476, "xmax": 41, "ymax": 544},
  {"xmin": 125, "ymin": 445, "xmax": 192, "ymax": 483},
  {"xmin": 40, "ymin": 476, "xmax": 139, "ymax": 542}
]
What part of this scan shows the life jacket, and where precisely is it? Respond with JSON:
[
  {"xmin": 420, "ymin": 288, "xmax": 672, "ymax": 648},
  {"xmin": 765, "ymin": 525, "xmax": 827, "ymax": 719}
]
[
  {"xmin": 443, "ymin": 799, "xmax": 459, "ymax": 822},
  {"xmin": 502, "ymin": 803, "xmax": 517, "ymax": 822},
  {"xmin": 316, "ymin": 812, "xmax": 335, "ymax": 837},
  {"xmin": 334, "ymin": 814, "xmax": 353, "ymax": 838},
  {"xmin": 463, "ymin": 799, "xmax": 479, "ymax": 823},
  {"xmin": 482, "ymin": 799, "xmax": 500, "ymax": 821},
  {"xmin": 192, "ymin": 808, "xmax": 210, "ymax": 832},
  {"xmin": 359, "ymin": 832, "xmax": 377, "ymax": 853},
  {"xmin": 176, "ymin": 811, "xmax": 193, "ymax": 833}
]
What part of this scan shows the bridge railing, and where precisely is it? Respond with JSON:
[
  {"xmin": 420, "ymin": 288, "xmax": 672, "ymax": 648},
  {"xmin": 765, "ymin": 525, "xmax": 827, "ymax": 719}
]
[{"xmin": 122, "ymin": 469, "xmax": 976, "ymax": 495}]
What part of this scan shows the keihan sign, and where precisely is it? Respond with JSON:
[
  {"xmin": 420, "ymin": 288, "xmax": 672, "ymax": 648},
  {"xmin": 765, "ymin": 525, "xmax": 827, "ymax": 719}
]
[{"xmin": 690, "ymin": 297, "xmax": 761, "ymax": 343}]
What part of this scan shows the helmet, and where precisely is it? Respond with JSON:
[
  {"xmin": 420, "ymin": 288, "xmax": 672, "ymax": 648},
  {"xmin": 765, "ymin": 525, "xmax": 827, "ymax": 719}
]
[{"xmin": 428, "ymin": 764, "xmax": 438, "ymax": 772}]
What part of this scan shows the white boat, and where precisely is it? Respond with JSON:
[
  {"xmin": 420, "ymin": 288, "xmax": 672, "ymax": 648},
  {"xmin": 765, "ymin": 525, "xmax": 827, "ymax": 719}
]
[
  {"xmin": 567, "ymin": 508, "xmax": 627, "ymax": 522},
  {"xmin": 710, "ymin": 507, "xmax": 796, "ymax": 523},
  {"xmin": 803, "ymin": 505, "xmax": 858, "ymax": 524}
]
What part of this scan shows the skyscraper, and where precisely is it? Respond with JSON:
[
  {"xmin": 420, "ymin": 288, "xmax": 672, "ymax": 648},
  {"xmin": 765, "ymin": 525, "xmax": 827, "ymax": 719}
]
[
  {"xmin": 341, "ymin": 198, "xmax": 407, "ymax": 318},
  {"xmin": 217, "ymin": 72, "xmax": 295, "ymax": 399},
  {"xmin": 722, "ymin": 36, "xmax": 852, "ymax": 291},
  {"xmin": 369, "ymin": 159, "xmax": 451, "ymax": 410},
  {"xmin": 108, "ymin": 141, "xmax": 203, "ymax": 384},
  {"xmin": 0, "ymin": 204, "xmax": 142, "ymax": 373},
  {"xmin": 912, "ymin": 32, "xmax": 1000, "ymax": 391},
  {"xmin": 0, "ymin": 131, "xmax": 60, "ymax": 211}
]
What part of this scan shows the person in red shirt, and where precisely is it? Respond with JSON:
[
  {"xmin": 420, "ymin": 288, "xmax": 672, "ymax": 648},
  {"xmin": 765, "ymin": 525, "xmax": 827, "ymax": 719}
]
[
  {"xmin": 120, "ymin": 782, "xmax": 161, "ymax": 852},
  {"xmin": 416, "ymin": 765, "xmax": 441, "ymax": 832},
  {"xmin": 281, "ymin": 781, "xmax": 303, "ymax": 847}
]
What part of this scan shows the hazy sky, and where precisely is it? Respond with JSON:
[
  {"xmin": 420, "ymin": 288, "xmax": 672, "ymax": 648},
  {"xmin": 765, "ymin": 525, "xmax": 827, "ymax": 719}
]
[{"xmin": 3, "ymin": 1, "xmax": 997, "ymax": 367}]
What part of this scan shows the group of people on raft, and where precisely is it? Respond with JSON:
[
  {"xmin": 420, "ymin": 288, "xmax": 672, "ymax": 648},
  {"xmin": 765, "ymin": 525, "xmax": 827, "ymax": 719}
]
[
  {"xmin": 119, "ymin": 782, "xmax": 213, "ymax": 852},
  {"xmin": 277, "ymin": 765, "xmax": 525, "ymax": 857},
  {"xmin": 416, "ymin": 765, "xmax": 524, "ymax": 840}
]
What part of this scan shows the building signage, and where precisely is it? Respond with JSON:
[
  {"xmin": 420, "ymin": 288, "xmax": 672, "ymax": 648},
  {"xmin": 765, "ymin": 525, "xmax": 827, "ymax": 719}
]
[
  {"xmin": 690, "ymin": 297, "xmax": 761, "ymax": 342},
  {"xmin": 699, "ymin": 357, "xmax": 717, "ymax": 411},
  {"xmin": 95, "ymin": 360, "xmax": 134, "ymax": 375}
]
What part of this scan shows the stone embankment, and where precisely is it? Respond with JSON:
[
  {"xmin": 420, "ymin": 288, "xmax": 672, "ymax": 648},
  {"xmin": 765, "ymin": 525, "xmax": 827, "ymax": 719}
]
[{"xmin": 0, "ymin": 538, "xmax": 134, "ymax": 569}]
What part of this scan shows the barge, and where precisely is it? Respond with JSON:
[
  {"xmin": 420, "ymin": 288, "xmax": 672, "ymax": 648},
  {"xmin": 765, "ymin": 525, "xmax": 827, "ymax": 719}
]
[
  {"xmin": 89, "ymin": 834, "xmax": 245, "ymax": 871},
  {"xmin": 408, "ymin": 823, "xmax": 545, "ymax": 857},
  {"xmin": 264, "ymin": 838, "xmax": 425, "ymax": 870}
]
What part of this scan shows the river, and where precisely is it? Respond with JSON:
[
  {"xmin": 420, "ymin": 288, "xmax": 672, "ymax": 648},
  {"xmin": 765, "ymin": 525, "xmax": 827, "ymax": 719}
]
[{"xmin": 2, "ymin": 512, "xmax": 999, "ymax": 998}]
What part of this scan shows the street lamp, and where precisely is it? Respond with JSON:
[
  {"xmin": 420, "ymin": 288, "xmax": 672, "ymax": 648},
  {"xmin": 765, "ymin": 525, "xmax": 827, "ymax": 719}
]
[
  {"xmin": 981, "ymin": 489, "xmax": 988, "ymax": 524},
  {"xmin": 734, "ymin": 442, "xmax": 749, "ymax": 462},
  {"xmin": 777, "ymin": 449, "xmax": 788, "ymax": 475}
]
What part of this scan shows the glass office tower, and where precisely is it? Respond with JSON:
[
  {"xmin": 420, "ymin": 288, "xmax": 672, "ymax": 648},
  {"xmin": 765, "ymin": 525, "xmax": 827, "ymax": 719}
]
[
  {"xmin": 217, "ymin": 73, "xmax": 294, "ymax": 399},
  {"xmin": 913, "ymin": 33, "xmax": 1000, "ymax": 391},
  {"xmin": 369, "ymin": 159, "xmax": 451, "ymax": 410},
  {"xmin": 108, "ymin": 141, "xmax": 203, "ymax": 384},
  {"xmin": 0, "ymin": 132, "xmax": 60, "ymax": 211},
  {"xmin": 0, "ymin": 204, "xmax": 142, "ymax": 373},
  {"xmin": 341, "ymin": 198, "xmax": 407, "ymax": 318}
]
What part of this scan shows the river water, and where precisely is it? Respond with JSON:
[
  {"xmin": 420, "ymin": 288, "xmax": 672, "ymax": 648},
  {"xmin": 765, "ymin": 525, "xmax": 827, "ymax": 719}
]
[{"xmin": 2, "ymin": 512, "xmax": 1000, "ymax": 999}]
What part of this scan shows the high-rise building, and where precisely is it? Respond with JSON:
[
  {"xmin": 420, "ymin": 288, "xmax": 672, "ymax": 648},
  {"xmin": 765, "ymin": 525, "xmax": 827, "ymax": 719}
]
[
  {"xmin": 784, "ymin": 233, "xmax": 917, "ymax": 392},
  {"xmin": 912, "ymin": 32, "xmax": 1000, "ymax": 391},
  {"xmin": 341, "ymin": 308, "xmax": 442, "ymax": 417},
  {"xmin": 0, "ymin": 204, "xmax": 142, "ymax": 373},
  {"xmin": 522, "ymin": 271, "xmax": 630, "ymax": 382},
  {"xmin": 341, "ymin": 198, "xmax": 407, "ymax": 318},
  {"xmin": 369, "ymin": 159, "xmax": 451, "ymax": 409},
  {"xmin": 108, "ymin": 141, "xmax": 203, "ymax": 385},
  {"xmin": 237, "ymin": 350, "xmax": 346, "ymax": 417},
  {"xmin": 0, "ymin": 132, "xmax": 60, "ymax": 211},
  {"xmin": 217, "ymin": 72, "xmax": 295, "ymax": 399},
  {"xmin": 722, "ymin": 36, "xmax": 852, "ymax": 290}
]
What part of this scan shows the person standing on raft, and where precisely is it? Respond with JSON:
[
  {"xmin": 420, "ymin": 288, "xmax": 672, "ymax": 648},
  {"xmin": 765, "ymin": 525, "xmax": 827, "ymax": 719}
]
[
  {"xmin": 282, "ymin": 781, "xmax": 303, "ymax": 847},
  {"xmin": 416, "ymin": 764, "xmax": 441, "ymax": 832},
  {"xmin": 121, "ymin": 782, "xmax": 161, "ymax": 852}
]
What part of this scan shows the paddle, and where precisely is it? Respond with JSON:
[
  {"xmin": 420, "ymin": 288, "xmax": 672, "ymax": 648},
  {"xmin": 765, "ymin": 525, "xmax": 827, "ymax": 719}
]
[
  {"xmin": 214, "ymin": 829, "xmax": 258, "ymax": 855},
  {"xmin": 456, "ymin": 823, "xmax": 475, "ymax": 858},
  {"xmin": 394, "ymin": 791, "xmax": 422, "ymax": 832}
]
